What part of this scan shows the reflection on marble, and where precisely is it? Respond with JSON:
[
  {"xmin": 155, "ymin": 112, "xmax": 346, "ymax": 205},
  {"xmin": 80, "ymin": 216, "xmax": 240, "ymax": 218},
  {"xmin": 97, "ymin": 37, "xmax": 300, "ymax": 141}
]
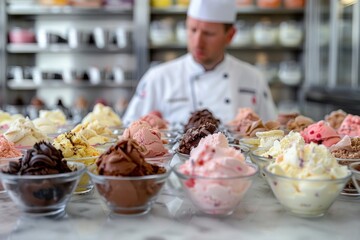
[{"xmin": 1, "ymin": 167, "xmax": 360, "ymax": 239}]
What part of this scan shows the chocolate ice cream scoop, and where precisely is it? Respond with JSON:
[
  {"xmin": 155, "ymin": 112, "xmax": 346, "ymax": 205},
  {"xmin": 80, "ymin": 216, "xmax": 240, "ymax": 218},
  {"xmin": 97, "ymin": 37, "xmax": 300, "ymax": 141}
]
[
  {"xmin": 178, "ymin": 122, "xmax": 217, "ymax": 154},
  {"xmin": 96, "ymin": 139, "xmax": 165, "ymax": 176},
  {"xmin": 5, "ymin": 141, "xmax": 71, "ymax": 175},
  {"xmin": 184, "ymin": 109, "xmax": 220, "ymax": 132}
]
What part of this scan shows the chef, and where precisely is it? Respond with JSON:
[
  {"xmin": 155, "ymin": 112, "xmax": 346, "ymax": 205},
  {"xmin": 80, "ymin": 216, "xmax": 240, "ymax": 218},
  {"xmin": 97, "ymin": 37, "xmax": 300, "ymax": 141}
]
[{"xmin": 123, "ymin": 0, "xmax": 277, "ymax": 125}]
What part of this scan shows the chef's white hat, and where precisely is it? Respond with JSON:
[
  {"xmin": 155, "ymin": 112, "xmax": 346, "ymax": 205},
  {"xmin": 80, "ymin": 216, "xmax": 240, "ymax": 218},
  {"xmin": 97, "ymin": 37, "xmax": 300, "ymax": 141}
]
[{"xmin": 187, "ymin": 0, "xmax": 237, "ymax": 23}]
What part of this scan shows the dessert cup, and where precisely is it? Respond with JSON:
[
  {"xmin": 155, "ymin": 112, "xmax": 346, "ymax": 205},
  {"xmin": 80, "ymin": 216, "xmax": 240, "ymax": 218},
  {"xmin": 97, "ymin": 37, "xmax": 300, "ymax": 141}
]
[{"xmin": 0, "ymin": 156, "xmax": 22, "ymax": 195}]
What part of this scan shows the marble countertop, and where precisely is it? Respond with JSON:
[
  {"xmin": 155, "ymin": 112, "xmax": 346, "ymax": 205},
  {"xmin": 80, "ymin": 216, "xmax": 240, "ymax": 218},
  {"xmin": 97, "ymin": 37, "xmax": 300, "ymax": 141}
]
[{"xmin": 1, "ymin": 159, "xmax": 359, "ymax": 240}]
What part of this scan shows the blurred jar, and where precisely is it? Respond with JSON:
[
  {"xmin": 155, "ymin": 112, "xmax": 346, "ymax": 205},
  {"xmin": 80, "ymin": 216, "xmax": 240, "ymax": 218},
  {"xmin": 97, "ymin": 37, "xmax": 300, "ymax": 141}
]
[
  {"xmin": 176, "ymin": 21, "xmax": 187, "ymax": 44},
  {"xmin": 279, "ymin": 21, "xmax": 303, "ymax": 47},
  {"xmin": 284, "ymin": 0, "xmax": 305, "ymax": 8},
  {"xmin": 9, "ymin": 28, "xmax": 36, "ymax": 44},
  {"xmin": 176, "ymin": 0, "xmax": 189, "ymax": 6},
  {"xmin": 236, "ymin": 0, "xmax": 253, "ymax": 7},
  {"xmin": 278, "ymin": 60, "xmax": 302, "ymax": 86},
  {"xmin": 151, "ymin": 0, "xmax": 172, "ymax": 7},
  {"xmin": 150, "ymin": 19, "xmax": 175, "ymax": 45},
  {"xmin": 254, "ymin": 19, "xmax": 278, "ymax": 46},
  {"xmin": 257, "ymin": 0, "xmax": 281, "ymax": 8},
  {"xmin": 231, "ymin": 20, "xmax": 252, "ymax": 47},
  {"xmin": 71, "ymin": 0, "xmax": 103, "ymax": 7},
  {"xmin": 255, "ymin": 53, "xmax": 277, "ymax": 83},
  {"xmin": 38, "ymin": 0, "xmax": 70, "ymax": 6}
]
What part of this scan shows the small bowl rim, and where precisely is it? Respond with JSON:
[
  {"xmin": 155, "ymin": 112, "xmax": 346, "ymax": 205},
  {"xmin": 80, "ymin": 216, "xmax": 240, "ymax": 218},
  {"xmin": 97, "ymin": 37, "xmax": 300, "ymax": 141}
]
[
  {"xmin": 144, "ymin": 151, "xmax": 174, "ymax": 161},
  {"xmin": 335, "ymin": 157, "xmax": 360, "ymax": 162},
  {"xmin": 263, "ymin": 166, "xmax": 352, "ymax": 183},
  {"xmin": 88, "ymin": 165, "xmax": 171, "ymax": 181},
  {"xmin": 172, "ymin": 162, "xmax": 259, "ymax": 180},
  {"xmin": 0, "ymin": 161, "xmax": 86, "ymax": 180},
  {"xmin": 63, "ymin": 155, "xmax": 99, "ymax": 161},
  {"xmin": 349, "ymin": 162, "xmax": 360, "ymax": 174}
]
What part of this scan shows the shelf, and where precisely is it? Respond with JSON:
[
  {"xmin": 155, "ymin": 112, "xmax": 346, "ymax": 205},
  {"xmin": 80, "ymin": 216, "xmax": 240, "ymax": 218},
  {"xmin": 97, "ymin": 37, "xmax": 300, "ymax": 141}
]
[
  {"xmin": 150, "ymin": 43, "xmax": 303, "ymax": 51},
  {"xmin": 151, "ymin": 6, "xmax": 304, "ymax": 15},
  {"xmin": 7, "ymin": 44, "xmax": 132, "ymax": 54},
  {"xmin": 7, "ymin": 80, "xmax": 135, "ymax": 90},
  {"xmin": 7, "ymin": 5, "xmax": 133, "ymax": 16}
]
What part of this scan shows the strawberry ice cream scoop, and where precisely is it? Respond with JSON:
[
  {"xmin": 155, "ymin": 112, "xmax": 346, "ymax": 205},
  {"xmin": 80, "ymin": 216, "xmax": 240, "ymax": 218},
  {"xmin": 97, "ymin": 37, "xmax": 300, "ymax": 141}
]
[
  {"xmin": 301, "ymin": 120, "xmax": 341, "ymax": 147},
  {"xmin": 140, "ymin": 113, "xmax": 168, "ymax": 130},
  {"xmin": 132, "ymin": 128, "xmax": 168, "ymax": 158},
  {"xmin": 338, "ymin": 114, "xmax": 360, "ymax": 137}
]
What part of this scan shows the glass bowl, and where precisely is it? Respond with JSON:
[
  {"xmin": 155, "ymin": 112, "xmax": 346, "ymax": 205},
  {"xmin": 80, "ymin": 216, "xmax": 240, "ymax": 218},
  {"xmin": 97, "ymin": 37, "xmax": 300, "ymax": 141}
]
[
  {"xmin": 336, "ymin": 158, "xmax": 360, "ymax": 198},
  {"xmin": 145, "ymin": 152, "xmax": 174, "ymax": 167},
  {"xmin": 173, "ymin": 162, "xmax": 258, "ymax": 216},
  {"xmin": 88, "ymin": 165, "xmax": 170, "ymax": 216},
  {"xmin": 349, "ymin": 162, "xmax": 360, "ymax": 194},
  {"xmin": 0, "ymin": 161, "xmax": 86, "ymax": 217},
  {"xmin": 0, "ymin": 156, "xmax": 22, "ymax": 194},
  {"xmin": 249, "ymin": 148, "xmax": 275, "ymax": 177},
  {"xmin": 64, "ymin": 156, "xmax": 99, "ymax": 194},
  {"xmin": 263, "ymin": 167, "xmax": 352, "ymax": 218}
]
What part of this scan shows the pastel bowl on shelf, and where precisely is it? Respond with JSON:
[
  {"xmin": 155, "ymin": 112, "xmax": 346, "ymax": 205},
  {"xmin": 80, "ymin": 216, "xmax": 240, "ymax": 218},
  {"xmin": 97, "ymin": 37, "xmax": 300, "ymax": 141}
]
[
  {"xmin": 263, "ymin": 167, "xmax": 352, "ymax": 218},
  {"xmin": 0, "ymin": 162, "xmax": 86, "ymax": 217},
  {"xmin": 0, "ymin": 156, "xmax": 22, "ymax": 194},
  {"xmin": 336, "ymin": 158, "xmax": 360, "ymax": 198},
  {"xmin": 349, "ymin": 162, "xmax": 360, "ymax": 194},
  {"xmin": 88, "ymin": 165, "xmax": 170, "ymax": 216},
  {"xmin": 64, "ymin": 156, "xmax": 99, "ymax": 194},
  {"xmin": 173, "ymin": 162, "xmax": 258, "ymax": 216}
]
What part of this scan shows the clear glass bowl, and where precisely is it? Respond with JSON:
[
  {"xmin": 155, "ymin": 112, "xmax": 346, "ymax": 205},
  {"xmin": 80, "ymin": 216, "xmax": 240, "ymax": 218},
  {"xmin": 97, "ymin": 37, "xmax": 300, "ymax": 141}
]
[
  {"xmin": 263, "ymin": 167, "xmax": 352, "ymax": 218},
  {"xmin": 145, "ymin": 152, "xmax": 174, "ymax": 167},
  {"xmin": 0, "ymin": 156, "xmax": 22, "ymax": 194},
  {"xmin": 0, "ymin": 162, "xmax": 86, "ymax": 217},
  {"xmin": 175, "ymin": 150, "xmax": 189, "ymax": 162},
  {"xmin": 88, "ymin": 165, "xmax": 170, "ymax": 216},
  {"xmin": 64, "ymin": 156, "xmax": 99, "ymax": 194},
  {"xmin": 173, "ymin": 162, "xmax": 258, "ymax": 216},
  {"xmin": 249, "ymin": 148, "xmax": 275, "ymax": 177},
  {"xmin": 336, "ymin": 158, "xmax": 360, "ymax": 198},
  {"xmin": 349, "ymin": 162, "xmax": 360, "ymax": 194}
]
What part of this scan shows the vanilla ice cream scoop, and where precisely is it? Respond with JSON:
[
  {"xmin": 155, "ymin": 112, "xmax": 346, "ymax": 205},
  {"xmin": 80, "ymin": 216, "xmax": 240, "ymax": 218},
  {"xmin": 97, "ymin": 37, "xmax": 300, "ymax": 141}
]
[
  {"xmin": 82, "ymin": 103, "xmax": 122, "ymax": 127},
  {"xmin": 39, "ymin": 109, "xmax": 67, "ymax": 126}
]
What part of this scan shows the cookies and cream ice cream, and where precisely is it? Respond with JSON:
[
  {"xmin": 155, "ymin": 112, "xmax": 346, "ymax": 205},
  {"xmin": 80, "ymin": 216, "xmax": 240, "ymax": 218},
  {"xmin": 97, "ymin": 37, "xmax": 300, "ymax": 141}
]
[
  {"xmin": 301, "ymin": 120, "xmax": 341, "ymax": 147},
  {"xmin": 82, "ymin": 103, "xmax": 122, "ymax": 127},
  {"xmin": 4, "ymin": 118, "xmax": 48, "ymax": 147},
  {"xmin": 53, "ymin": 132, "xmax": 100, "ymax": 158}
]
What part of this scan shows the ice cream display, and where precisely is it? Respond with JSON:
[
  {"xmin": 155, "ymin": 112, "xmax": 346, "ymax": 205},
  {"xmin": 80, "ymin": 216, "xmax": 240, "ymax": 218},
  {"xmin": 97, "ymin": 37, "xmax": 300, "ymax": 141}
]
[
  {"xmin": 132, "ymin": 128, "xmax": 168, "ymax": 158},
  {"xmin": 38, "ymin": 109, "xmax": 67, "ymax": 126},
  {"xmin": 337, "ymin": 114, "xmax": 360, "ymax": 137},
  {"xmin": 301, "ymin": 120, "xmax": 341, "ymax": 147},
  {"xmin": 265, "ymin": 142, "xmax": 351, "ymax": 217},
  {"xmin": 82, "ymin": 103, "xmax": 122, "ymax": 127},
  {"xmin": 175, "ymin": 133, "xmax": 258, "ymax": 215},
  {"xmin": 0, "ymin": 141, "xmax": 85, "ymax": 215},
  {"xmin": 140, "ymin": 113, "xmax": 168, "ymax": 130},
  {"xmin": 4, "ymin": 118, "xmax": 48, "ymax": 148},
  {"xmin": 286, "ymin": 115, "xmax": 314, "ymax": 132},
  {"xmin": 227, "ymin": 108, "xmax": 260, "ymax": 135},
  {"xmin": 177, "ymin": 122, "xmax": 217, "ymax": 154},
  {"xmin": 53, "ymin": 132, "xmax": 100, "ymax": 158},
  {"xmin": 0, "ymin": 135, "xmax": 22, "ymax": 159},
  {"xmin": 90, "ymin": 139, "xmax": 168, "ymax": 215},
  {"xmin": 184, "ymin": 109, "xmax": 220, "ymax": 132},
  {"xmin": 325, "ymin": 109, "xmax": 347, "ymax": 130}
]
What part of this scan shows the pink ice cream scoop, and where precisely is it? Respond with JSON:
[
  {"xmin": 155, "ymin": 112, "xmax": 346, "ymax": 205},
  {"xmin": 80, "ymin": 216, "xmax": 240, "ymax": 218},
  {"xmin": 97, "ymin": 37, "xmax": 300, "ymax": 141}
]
[
  {"xmin": 227, "ymin": 108, "xmax": 260, "ymax": 136},
  {"xmin": 122, "ymin": 120, "xmax": 152, "ymax": 139},
  {"xmin": 338, "ymin": 114, "xmax": 360, "ymax": 137},
  {"xmin": 301, "ymin": 120, "xmax": 341, "ymax": 147},
  {"xmin": 140, "ymin": 113, "xmax": 168, "ymax": 130},
  {"xmin": 132, "ymin": 128, "xmax": 168, "ymax": 157},
  {"xmin": 177, "ymin": 133, "xmax": 257, "ymax": 214}
]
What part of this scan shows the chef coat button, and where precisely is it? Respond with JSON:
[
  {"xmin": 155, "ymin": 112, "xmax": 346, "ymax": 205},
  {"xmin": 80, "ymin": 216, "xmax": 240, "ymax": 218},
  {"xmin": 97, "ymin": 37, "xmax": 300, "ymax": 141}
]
[
  {"xmin": 224, "ymin": 98, "xmax": 231, "ymax": 104},
  {"xmin": 198, "ymin": 101, "xmax": 203, "ymax": 106},
  {"xmin": 223, "ymin": 73, "xmax": 228, "ymax": 79},
  {"xmin": 195, "ymin": 75, "xmax": 199, "ymax": 80},
  {"xmin": 263, "ymin": 91, "xmax": 268, "ymax": 98}
]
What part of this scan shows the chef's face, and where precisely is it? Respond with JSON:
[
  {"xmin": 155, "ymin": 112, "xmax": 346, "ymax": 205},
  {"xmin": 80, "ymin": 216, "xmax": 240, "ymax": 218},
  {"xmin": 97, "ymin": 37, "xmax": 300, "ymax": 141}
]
[{"xmin": 186, "ymin": 17, "xmax": 235, "ymax": 70}]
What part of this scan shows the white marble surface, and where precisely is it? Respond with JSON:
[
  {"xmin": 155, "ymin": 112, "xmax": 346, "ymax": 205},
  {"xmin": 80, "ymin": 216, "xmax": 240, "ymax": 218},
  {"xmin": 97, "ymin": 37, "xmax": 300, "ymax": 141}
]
[{"xmin": 1, "ymin": 171, "xmax": 359, "ymax": 240}]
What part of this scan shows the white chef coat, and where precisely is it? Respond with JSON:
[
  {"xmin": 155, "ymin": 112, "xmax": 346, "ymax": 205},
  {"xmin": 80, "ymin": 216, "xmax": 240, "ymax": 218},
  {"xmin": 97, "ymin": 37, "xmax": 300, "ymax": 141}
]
[{"xmin": 123, "ymin": 53, "xmax": 277, "ymax": 125}]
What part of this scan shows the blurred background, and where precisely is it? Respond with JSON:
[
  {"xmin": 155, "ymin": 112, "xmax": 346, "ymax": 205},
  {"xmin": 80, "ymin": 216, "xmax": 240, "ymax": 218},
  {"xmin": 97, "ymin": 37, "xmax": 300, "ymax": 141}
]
[{"xmin": 0, "ymin": 0, "xmax": 359, "ymax": 121}]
